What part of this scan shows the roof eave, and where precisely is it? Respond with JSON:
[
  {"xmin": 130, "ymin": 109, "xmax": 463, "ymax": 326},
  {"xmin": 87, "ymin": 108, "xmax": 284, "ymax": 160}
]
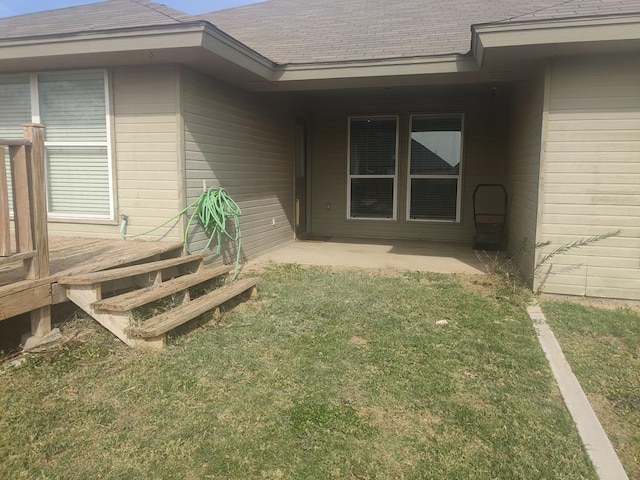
[
  {"xmin": 274, "ymin": 54, "xmax": 477, "ymax": 81},
  {"xmin": 472, "ymin": 13, "xmax": 640, "ymax": 69},
  {"xmin": 2, "ymin": 11, "xmax": 638, "ymax": 91},
  {"xmin": 0, "ymin": 21, "xmax": 277, "ymax": 81}
]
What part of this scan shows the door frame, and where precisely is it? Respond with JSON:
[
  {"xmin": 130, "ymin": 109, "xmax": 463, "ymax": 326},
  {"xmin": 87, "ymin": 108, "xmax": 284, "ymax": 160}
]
[{"xmin": 294, "ymin": 116, "xmax": 311, "ymax": 238}]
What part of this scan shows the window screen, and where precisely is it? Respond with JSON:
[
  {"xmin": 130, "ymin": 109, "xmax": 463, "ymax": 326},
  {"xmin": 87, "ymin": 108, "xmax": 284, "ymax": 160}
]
[
  {"xmin": 0, "ymin": 76, "xmax": 31, "ymax": 212},
  {"xmin": 348, "ymin": 117, "xmax": 397, "ymax": 219},
  {"xmin": 409, "ymin": 114, "xmax": 463, "ymax": 221},
  {"xmin": 39, "ymin": 72, "xmax": 111, "ymax": 218}
]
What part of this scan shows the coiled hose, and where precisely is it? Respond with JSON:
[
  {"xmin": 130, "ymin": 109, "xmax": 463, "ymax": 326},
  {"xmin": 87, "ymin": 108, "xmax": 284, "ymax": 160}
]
[{"xmin": 120, "ymin": 187, "xmax": 242, "ymax": 280}]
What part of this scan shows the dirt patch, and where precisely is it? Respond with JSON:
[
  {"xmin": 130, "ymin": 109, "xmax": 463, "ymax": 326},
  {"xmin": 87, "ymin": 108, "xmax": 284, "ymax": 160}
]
[
  {"xmin": 349, "ymin": 336, "xmax": 368, "ymax": 346},
  {"xmin": 456, "ymin": 274, "xmax": 496, "ymax": 295},
  {"xmin": 241, "ymin": 262, "xmax": 270, "ymax": 275},
  {"xmin": 359, "ymin": 405, "xmax": 441, "ymax": 436}
]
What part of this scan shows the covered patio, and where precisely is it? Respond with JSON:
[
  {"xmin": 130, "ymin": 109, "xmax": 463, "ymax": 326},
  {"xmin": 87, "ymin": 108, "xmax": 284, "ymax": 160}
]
[{"xmin": 252, "ymin": 237, "xmax": 486, "ymax": 274}]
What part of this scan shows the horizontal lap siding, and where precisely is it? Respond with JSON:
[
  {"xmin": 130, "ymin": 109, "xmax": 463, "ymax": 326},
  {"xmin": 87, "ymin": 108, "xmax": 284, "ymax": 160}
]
[
  {"xmin": 182, "ymin": 68, "xmax": 294, "ymax": 261},
  {"xmin": 507, "ymin": 74, "xmax": 545, "ymax": 283},
  {"xmin": 310, "ymin": 90, "xmax": 509, "ymax": 241},
  {"xmin": 540, "ymin": 55, "xmax": 640, "ymax": 299},
  {"xmin": 46, "ymin": 66, "xmax": 182, "ymax": 240}
]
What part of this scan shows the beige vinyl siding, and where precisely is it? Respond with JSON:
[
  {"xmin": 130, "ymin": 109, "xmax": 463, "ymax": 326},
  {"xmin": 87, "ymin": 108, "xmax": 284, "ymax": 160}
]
[
  {"xmin": 46, "ymin": 66, "xmax": 182, "ymax": 240},
  {"xmin": 539, "ymin": 54, "xmax": 640, "ymax": 300},
  {"xmin": 181, "ymin": 68, "xmax": 294, "ymax": 261},
  {"xmin": 310, "ymin": 87, "xmax": 509, "ymax": 241},
  {"xmin": 506, "ymin": 72, "xmax": 545, "ymax": 283}
]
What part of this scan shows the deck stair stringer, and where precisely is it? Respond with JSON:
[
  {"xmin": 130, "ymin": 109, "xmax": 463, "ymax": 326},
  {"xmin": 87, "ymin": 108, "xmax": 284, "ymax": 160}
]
[
  {"xmin": 64, "ymin": 283, "xmax": 159, "ymax": 348},
  {"xmin": 59, "ymin": 254, "xmax": 259, "ymax": 349}
]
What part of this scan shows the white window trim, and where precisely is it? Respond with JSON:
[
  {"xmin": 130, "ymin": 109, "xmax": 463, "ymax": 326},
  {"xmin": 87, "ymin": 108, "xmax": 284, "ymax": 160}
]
[
  {"xmin": 347, "ymin": 115, "xmax": 399, "ymax": 221},
  {"xmin": 0, "ymin": 73, "xmax": 31, "ymax": 219},
  {"xmin": 104, "ymin": 69, "xmax": 115, "ymax": 222},
  {"xmin": 406, "ymin": 113, "xmax": 465, "ymax": 223},
  {"xmin": 29, "ymin": 74, "xmax": 40, "ymax": 124},
  {"xmin": 28, "ymin": 69, "xmax": 115, "ymax": 221}
]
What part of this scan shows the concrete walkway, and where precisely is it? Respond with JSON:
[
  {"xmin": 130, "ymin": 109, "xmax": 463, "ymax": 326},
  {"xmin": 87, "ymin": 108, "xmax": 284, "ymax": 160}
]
[
  {"xmin": 527, "ymin": 304, "xmax": 629, "ymax": 480},
  {"xmin": 252, "ymin": 237, "xmax": 486, "ymax": 274}
]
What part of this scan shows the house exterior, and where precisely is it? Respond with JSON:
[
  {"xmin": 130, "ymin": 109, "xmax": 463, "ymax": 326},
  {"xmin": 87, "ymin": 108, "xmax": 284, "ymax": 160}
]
[{"xmin": 0, "ymin": 0, "xmax": 639, "ymax": 299}]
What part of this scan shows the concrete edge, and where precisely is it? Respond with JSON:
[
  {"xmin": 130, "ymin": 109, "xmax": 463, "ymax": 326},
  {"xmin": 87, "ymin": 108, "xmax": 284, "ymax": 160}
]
[{"xmin": 527, "ymin": 304, "xmax": 629, "ymax": 480}]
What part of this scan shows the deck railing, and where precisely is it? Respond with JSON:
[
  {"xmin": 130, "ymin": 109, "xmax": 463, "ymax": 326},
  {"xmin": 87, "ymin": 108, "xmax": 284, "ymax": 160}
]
[
  {"xmin": 0, "ymin": 124, "xmax": 51, "ymax": 337},
  {"xmin": 0, "ymin": 123, "xmax": 49, "ymax": 280}
]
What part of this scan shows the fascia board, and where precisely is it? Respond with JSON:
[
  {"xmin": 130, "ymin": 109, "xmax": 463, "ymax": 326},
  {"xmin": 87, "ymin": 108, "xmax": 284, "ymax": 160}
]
[
  {"xmin": 274, "ymin": 55, "xmax": 478, "ymax": 82},
  {"xmin": 200, "ymin": 24, "xmax": 276, "ymax": 80},
  {"xmin": 0, "ymin": 22, "xmax": 276, "ymax": 81},
  {"xmin": 473, "ymin": 15, "xmax": 640, "ymax": 51},
  {"xmin": 0, "ymin": 24, "xmax": 207, "ymax": 60}
]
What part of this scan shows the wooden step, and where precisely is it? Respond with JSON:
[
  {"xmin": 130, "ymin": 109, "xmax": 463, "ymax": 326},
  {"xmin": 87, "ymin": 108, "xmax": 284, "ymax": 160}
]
[
  {"xmin": 55, "ymin": 241, "xmax": 185, "ymax": 278},
  {"xmin": 91, "ymin": 265, "xmax": 233, "ymax": 312},
  {"xmin": 132, "ymin": 277, "xmax": 259, "ymax": 338},
  {"xmin": 58, "ymin": 254, "xmax": 205, "ymax": 286}
]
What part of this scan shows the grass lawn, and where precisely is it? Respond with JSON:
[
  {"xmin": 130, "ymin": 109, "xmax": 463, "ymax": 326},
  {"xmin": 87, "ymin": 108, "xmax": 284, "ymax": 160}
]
[
  {"xmin": 542, "ymin": 300, "xmax": 640, "ymax": 479},
  {"xmin": 0, "ymin": 265, "xmax": 597, "ymax": 479}
]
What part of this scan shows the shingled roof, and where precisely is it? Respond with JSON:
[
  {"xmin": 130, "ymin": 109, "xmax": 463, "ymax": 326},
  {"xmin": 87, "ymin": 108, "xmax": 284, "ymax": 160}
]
[
  {"xmin": 0, "ymin": 0, "xmax": 199, "ymax": 40},
  {"xmin": 202, "ymin": 0, "xmax": 640, "ymax": 64},
  {"xmin": 0, "ymin": 0, "xmax": 638, "ymax": 66}
]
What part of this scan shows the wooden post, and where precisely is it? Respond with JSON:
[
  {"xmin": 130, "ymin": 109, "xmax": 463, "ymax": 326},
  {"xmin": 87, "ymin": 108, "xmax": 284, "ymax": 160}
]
[
  {"xmin": 9, "ymin": 144, "xmax": 33, "ymax": 255},
  {"xmin": 23, "ymin": 123, "xmax": 49, "ymax": 279},
  {"xmin": 23, "ymin": 124, "xmax": 51, "ymax": 338},
  {"xmin": 0, "ymin": 146, "xmax": 9, "ymax": 257}
]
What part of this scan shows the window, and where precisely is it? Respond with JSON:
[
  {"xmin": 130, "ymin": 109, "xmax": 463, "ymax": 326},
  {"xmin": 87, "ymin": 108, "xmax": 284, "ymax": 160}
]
[
  {"xmin": 348, "ymin": 116, "xmax": 398, "ymax": 219},
  {"xmin": 39, "ymin": 72, "xmax": 112, "ymax": 218},
  {"xmin": 0, "ymin": 76, "xmax": 32, "ymax": 211},
  {"xmin": 0, "ymin": 71, "xmax": 113, "ymax": 220},
  {"xmin": 408, "ymin": 114, "xmax": 463, "ymax": 222}
]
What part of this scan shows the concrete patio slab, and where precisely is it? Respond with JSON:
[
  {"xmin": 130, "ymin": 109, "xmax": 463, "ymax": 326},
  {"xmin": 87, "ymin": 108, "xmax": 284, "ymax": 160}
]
[{"xmin": 251, "ymin": 237, "xmax": 486, "ymax": 274}]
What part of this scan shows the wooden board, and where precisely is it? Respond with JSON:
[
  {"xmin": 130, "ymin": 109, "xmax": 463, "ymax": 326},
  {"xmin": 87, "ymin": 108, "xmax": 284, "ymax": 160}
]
[
  {"xmin": 0, "ymin": 237, "xmax": 198, "ymax": 322},
  {"xmin": 0, "ymin": 146, "xmax": 9, "ymax": 257},
  {"xmin": 133, "ymin": 277, "xmax": 259, "ymax": 338},
  {"xmin": 0, "ymin": 276, "xmax": 52, "ymax": 297},
  {"xmin": 0, "ymin": 250, "xmax": 36, "ymax": 267},
  {"xmin": 0, "ymin": 139, "xmax": 30, "ymax": 146},
  {"xmin": 9, "ymin": 145, "xmax": 32, "ymax": 253},
  {"xmin": 23, "ymin": 124, "xmax": 49, "ymax": 280},
  {"xmin": 56, "ymin": 241, "xmax": 185, "ymax": 278},
  {"xmin": 0, "ymin": 238, "xmax": 187, "ymax": 288},
  {"xmin": 0, "ymin": 283, "xmax": 50, "ymax": 320},
  {"xmin": 92, "ymin": 265, "xmax": 233, "ymax": 312},
  {"xmin": 58, "ymin": 254, "xmax": 204, "ymax": 286}
]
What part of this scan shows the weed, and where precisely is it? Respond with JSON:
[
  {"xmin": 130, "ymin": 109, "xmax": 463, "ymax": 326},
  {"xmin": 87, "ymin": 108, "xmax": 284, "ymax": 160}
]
[{"xmin": 477, "ymin": 231, "xmax": 621, "ymax": 304}]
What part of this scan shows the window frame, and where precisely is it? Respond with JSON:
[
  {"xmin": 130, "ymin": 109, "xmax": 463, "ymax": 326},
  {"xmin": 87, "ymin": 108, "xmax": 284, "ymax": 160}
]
[
  {"xmin": 0, "ymin": 74, "xmax": 32, "ymax": 215},
  {"xmin": 346, "ymin": 115, "xmax": 399, "ymax": 221},
  {"xmin": 0, "ymin": 69, "xmax": 114, "ymax": 221},
  {"xmin": 406, "ymin": 113, "xmax": 465, "ymax": 223},
  {"xmin": 38, "ymin": 70, "xmax": 114, "ymax": 221}
]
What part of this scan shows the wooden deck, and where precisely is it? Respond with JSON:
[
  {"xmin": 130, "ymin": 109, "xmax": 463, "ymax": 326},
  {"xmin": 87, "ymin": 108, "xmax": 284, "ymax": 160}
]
[
  {"xmin": 0, "ymin": 237, "xmax": 184, "ymax": 321},
  {"xmin": 1, "ymin": 125, "xmax": 257, "ymax": 347}
]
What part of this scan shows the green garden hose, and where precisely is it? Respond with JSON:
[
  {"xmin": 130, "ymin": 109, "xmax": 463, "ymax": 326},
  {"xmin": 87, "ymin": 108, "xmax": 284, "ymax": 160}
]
[{"xmin": 120, "ymin": 187, "xmax": 243, "ymax": 280}]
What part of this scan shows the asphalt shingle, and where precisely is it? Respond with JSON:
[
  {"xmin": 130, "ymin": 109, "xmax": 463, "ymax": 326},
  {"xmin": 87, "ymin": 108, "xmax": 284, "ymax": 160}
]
[
  {"xmin": 0, "ymin": 0, "xmax": 199, "ymax": 40},
  {"xmin": 202, "ymin": 0, "xmax": 640, "ymax": 64},
  {"xmin": 0, "ymin": 0, "xmax": 638, "ymax": 64}
]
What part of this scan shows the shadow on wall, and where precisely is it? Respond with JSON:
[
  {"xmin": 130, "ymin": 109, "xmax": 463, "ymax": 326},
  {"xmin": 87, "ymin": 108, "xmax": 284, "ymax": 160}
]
[{"xmin": 182, "ymin": 72, "xmax": 297, "ymax": 262}]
